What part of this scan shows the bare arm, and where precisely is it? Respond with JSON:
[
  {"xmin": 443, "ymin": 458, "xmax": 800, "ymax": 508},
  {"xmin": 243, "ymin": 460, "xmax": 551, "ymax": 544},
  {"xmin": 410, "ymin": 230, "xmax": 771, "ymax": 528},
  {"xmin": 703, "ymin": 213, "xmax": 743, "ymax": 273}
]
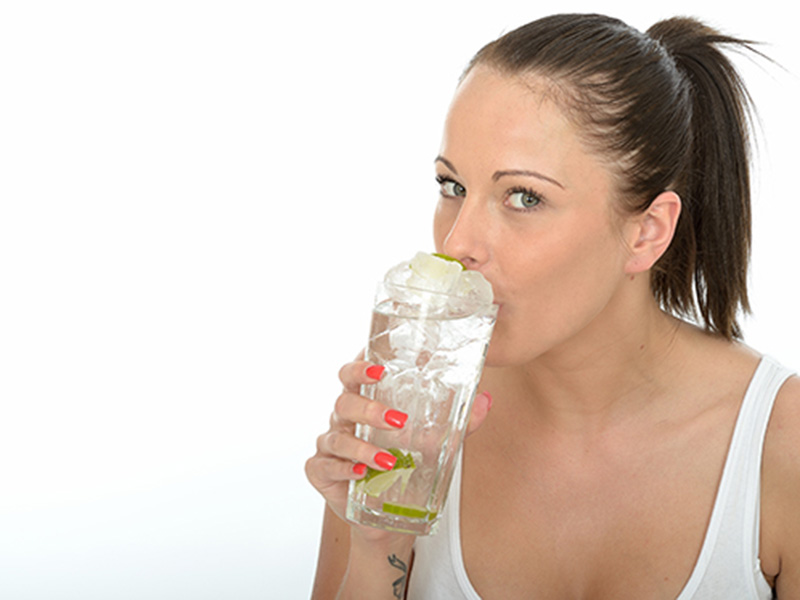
[
  {"xmin": 310, "ymin": 506, "xmax": 351, "ymax": 598},
  {"xmin": 762, "ymin": 376, "xmax": 800, "ymax": 598},
  {"xmin": 338, "ymin": 526, "xmax": 415, "ymax": 600},
  {"xmin": 310, "ymin": 501, "xmax": 415, "ymax": 600}
]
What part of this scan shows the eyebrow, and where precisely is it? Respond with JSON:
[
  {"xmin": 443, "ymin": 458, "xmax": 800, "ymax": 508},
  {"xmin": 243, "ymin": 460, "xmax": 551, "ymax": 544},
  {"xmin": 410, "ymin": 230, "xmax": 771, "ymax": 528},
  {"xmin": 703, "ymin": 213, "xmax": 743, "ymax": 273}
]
[
  {"xmin": 434, "ymin": 156, "xmax": 459, "ymax": 174},
  {"xmin": 492, "ymin": 169, "xmax": 565, "ymax": 190},
  {"xmin": 434, "ymin": 156, "xmax": 565, "ymax": 190}
]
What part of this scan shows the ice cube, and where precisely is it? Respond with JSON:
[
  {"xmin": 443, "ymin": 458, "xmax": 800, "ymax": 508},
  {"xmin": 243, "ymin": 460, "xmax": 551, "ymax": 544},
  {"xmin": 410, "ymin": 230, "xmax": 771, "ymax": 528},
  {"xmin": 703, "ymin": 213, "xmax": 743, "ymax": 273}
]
[
  {"xmin": 453, "ymin": 270, "xmax": 494, "ymax": 305},
  {"xmin": 384, "ymin": 260, "xmax": 413, "ymax": 287},
  {"xmin": 389, "ymin": 318, "xmax": 441, "ymax": 356},
  {"xmin": 406, "ymin": 252, "xmax": 462, "ymax": 294}
]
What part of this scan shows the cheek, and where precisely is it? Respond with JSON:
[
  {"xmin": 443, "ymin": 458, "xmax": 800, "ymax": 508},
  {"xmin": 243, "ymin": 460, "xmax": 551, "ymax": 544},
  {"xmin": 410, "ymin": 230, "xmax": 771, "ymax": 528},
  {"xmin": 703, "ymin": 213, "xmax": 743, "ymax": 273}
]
[{"xmin": 484, "ymin": 224, "xmax": 627, "ymax": 363}]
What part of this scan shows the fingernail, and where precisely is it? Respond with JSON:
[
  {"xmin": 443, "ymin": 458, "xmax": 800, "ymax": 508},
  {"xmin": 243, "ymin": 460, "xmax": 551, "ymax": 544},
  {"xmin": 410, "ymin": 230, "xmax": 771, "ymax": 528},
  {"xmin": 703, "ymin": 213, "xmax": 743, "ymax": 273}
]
[
  {"xmin": 482, "ymin": 391, "xmax": 493, "ymax": 411},
  {"xmin": 384, "ymin": 409, "xmax": 408, "ymax": 428},
  {"xmin": 353, "ymin": 463, "xmax": 367, "ymax": 476},
  {"xmin": 374, "ymin": 451, "xmax": 397, "ymax": 470},
  {"xmin": 366, "ymin": 365, "xmax": 385, "ymax": 380}
]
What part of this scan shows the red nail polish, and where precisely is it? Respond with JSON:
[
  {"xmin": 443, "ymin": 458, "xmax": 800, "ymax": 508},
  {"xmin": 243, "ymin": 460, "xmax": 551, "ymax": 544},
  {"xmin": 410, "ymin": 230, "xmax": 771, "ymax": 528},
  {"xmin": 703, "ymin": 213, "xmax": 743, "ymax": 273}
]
[
  {"xmin": 353, "ymin": 463, "xmax": 367, "ymax": 476},
  {"xmin": 384, "ymin": 409, "xmax": 408, "ymax": 428},
  {"xmin": 375, "ymin": 451, "xmax": 397, "ymax": 470},
  {"xmin": 366, "ymin": 365, "xmax": 385, "ymax": 380}
]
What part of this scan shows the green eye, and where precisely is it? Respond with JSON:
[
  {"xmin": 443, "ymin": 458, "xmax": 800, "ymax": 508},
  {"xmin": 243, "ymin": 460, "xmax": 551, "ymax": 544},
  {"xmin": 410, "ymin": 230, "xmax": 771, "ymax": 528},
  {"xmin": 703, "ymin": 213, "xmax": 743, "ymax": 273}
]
[
  {"xmin": 507, "ymin": 189, "xmax": 542, "ymax": 210},
  {"xmin": 438, "ymin": 177, "xmax": 466, "ymax": 198}
]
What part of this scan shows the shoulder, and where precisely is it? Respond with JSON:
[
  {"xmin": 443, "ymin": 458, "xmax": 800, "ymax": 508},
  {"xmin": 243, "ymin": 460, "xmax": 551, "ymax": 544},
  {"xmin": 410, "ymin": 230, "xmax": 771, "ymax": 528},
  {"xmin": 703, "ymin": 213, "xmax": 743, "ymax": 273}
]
[
  {"xmin": 763, "ymin": 370, "xmax": 800, "ymax": 481},
  {"xmin": 761, "ymin": 369, "xmax": 800, "ymax": 594}
]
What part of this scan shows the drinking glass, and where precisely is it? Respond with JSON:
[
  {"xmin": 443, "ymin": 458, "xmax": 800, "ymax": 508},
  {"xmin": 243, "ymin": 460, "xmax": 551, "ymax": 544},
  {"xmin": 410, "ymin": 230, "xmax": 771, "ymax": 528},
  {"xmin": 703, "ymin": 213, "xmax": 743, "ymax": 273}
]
[{"xmin": 346, "ymin": 281, "xmax": 497, "ymax": 535}]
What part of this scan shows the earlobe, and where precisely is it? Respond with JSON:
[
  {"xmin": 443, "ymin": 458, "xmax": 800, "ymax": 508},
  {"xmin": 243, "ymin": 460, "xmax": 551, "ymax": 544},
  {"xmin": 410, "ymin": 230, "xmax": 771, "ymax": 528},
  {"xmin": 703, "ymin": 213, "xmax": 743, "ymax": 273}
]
[{"xmin": 625, "ymin": 191, "xmax": 682, "ymax": 274}]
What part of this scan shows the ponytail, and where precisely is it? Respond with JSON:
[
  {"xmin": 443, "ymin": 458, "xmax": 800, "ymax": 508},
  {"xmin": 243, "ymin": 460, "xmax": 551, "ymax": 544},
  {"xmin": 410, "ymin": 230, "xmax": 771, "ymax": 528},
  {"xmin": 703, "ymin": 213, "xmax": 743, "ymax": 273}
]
[
  {"xmin": 469, "ymin": 14, "xmax": 763, "ymax": 339},
  {"xmin": 647, "ymin": 18, "xmax": 759, "ymax": 339}
]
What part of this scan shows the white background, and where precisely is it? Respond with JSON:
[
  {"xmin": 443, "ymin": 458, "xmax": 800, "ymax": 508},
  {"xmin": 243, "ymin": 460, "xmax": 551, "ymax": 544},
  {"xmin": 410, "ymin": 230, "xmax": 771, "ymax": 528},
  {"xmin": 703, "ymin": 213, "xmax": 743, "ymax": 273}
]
[{"xmin": 0, "ymin": 1, "xmax": 797, "ymax": 598}]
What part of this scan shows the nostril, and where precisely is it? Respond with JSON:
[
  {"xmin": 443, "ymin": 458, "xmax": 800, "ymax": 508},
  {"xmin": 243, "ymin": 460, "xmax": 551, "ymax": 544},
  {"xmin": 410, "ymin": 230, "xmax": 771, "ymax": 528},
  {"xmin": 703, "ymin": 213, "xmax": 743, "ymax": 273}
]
[{"xmin": 458, "ymin": 256, "xmax": 479, "ymax": 269}]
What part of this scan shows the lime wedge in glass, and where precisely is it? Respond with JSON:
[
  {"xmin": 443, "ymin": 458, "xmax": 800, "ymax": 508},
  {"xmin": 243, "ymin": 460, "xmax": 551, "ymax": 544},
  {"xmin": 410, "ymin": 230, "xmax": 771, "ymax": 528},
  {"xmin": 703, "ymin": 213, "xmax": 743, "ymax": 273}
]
[
  {"xmin": 359, "ymin": 448, "xmax": 416, "ymax": 498},
  {"xmin": 382, "ymin": 503, "xmax": 438, "ymax": 521},
  {"xmin": 362, "ymin": 468, "xmax": 413, "ymax": 497}
]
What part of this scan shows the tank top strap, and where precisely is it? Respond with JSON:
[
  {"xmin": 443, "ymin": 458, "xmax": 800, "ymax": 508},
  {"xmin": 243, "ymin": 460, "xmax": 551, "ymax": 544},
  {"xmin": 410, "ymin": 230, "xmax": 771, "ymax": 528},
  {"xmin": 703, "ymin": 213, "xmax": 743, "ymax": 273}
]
[
  {"xmin": 677, "ymin": 355, "xmax": 794, "ymax": 599},
  {"xmin": 734, "ymin": 356, "xmax": 794, "ymax": 567}
]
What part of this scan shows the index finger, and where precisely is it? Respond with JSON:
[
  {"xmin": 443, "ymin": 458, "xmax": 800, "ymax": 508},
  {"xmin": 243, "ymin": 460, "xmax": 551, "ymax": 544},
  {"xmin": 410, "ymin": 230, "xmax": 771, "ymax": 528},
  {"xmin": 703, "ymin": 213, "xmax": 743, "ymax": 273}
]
[{"xmin": 339, "ymin": 360, "xmax": 386, "ymax": 392}]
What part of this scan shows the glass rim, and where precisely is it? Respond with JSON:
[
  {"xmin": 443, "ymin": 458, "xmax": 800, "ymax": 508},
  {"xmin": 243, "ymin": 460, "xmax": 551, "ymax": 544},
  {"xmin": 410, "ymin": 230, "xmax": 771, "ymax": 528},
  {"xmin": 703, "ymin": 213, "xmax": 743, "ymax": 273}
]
[{"xmin": 375, "ymin": 280, "xmax": 498, "ymax": 312}]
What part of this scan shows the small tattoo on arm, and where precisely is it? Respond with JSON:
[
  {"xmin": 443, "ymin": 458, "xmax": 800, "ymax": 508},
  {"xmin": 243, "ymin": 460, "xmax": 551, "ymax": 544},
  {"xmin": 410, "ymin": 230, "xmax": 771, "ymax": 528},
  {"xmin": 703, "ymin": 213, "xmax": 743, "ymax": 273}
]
[{"xmin": 387, "ymin": 554, "xmax": 408, "ymax": 599}]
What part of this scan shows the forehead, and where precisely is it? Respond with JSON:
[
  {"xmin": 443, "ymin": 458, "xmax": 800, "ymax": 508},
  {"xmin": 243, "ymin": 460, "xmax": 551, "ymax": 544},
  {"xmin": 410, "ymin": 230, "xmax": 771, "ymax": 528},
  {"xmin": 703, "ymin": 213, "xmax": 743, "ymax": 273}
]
[
  {"xmin": 450, "ymin": 67, "xmax": 565, "ymax": 120},
  {"xmin": 440, "ymin": 67, "xmax": 597, "ymax": 186}
]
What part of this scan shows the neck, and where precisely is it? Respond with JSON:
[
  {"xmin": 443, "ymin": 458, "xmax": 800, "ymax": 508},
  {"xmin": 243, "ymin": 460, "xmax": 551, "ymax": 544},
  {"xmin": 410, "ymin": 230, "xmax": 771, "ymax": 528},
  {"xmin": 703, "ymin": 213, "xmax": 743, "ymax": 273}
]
[{"xmin": 491, "ymin": 297, "xmax": 688, "ymax": 434}]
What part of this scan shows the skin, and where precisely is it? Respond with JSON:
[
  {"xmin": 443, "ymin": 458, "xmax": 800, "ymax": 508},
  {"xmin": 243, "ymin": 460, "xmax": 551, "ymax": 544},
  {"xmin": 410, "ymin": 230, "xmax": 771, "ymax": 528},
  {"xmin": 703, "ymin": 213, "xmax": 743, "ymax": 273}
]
[{"xmin": 307, "ymin": 66, "xmax": 800, "ymax": 598}]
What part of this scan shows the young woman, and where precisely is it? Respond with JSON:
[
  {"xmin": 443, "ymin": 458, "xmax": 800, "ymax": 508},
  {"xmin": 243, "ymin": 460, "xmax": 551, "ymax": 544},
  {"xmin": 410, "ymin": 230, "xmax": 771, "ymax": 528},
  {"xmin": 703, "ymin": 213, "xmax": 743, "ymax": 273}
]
[{"xmin": 306, "ymin": 14, "xmax": 800, "ymax": 599}]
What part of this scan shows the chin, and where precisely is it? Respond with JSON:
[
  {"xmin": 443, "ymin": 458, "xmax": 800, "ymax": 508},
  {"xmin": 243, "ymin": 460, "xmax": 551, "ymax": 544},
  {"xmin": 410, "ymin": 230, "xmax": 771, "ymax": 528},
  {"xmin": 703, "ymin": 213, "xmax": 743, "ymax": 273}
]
[
  {"xmin": 482, "ymin": 339, "xmax": 519, "ymax": 369},
  {"xmin": 482, "ymin": 323, "xmax": 549, "ymax": 368},
  {"xmin": 483, "ymin": 314, "xmax": 519, "ymax": 367}
]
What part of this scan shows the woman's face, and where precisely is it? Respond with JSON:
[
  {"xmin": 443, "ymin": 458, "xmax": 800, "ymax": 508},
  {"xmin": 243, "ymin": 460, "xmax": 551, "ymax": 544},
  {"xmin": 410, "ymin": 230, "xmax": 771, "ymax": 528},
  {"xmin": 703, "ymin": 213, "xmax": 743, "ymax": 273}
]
[{"xmin": 433, "ymin": 67, "xmax": 637, "ymax": 367}]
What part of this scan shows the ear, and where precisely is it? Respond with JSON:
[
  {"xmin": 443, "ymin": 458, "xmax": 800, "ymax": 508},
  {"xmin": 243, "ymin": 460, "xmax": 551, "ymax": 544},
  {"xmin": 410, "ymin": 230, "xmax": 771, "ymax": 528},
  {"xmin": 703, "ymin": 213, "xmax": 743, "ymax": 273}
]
[{"xmin": 624, "ymin": 191, "xmax": 681, "ymax": 275}]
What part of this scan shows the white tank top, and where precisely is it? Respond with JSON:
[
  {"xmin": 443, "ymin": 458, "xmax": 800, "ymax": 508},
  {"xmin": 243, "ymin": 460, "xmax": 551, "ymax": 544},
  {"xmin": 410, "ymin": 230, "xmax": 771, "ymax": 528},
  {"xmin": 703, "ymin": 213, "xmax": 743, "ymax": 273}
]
[{"xmin": 407, "ymin": 355, "xmax": 793, "ymax": 599}]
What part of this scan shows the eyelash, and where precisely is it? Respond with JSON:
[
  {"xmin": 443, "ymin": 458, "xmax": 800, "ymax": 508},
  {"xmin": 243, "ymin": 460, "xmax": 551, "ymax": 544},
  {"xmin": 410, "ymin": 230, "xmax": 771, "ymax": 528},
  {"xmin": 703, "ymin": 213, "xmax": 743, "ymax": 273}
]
[
  {"xmin": 435, "ymin": 175, "xmax": 545, "ymax": 213},
  {"xmin": 506, "ymin": 186, "xmax": 545, "ymax": 212},
  {"xmin": 435, "ymin": 174, "xmax": 466, "ymax": 198}
]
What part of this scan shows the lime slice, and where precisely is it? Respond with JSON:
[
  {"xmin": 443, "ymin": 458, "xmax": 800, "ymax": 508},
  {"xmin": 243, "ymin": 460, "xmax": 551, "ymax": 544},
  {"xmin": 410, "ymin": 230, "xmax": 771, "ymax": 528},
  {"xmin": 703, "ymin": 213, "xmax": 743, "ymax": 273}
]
[
  {"xmin": 431, "ymin": 253, "xmax": 466, "ymax": 270},
  {"xmin": 382, "ymin": 503, "xmax": 438, "ymax": 521},
  {"xmin": 387, "ymin": 447, "xmax": 415, "ymax": 470},
  {"xmin": 359, "ymin": 448, "xmax": 416, "ymax": 498},
  {"xmin": 363, "ymin": 468, "xmax": 413, "ymax": 497}
]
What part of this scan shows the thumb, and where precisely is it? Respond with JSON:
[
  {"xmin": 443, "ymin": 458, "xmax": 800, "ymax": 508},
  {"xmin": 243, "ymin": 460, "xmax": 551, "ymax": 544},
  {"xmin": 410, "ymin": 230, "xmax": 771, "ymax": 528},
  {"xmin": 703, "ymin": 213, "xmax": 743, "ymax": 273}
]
[{"xmin": 465, "ymin": 391, "xmax": 493, "ymax": 437}]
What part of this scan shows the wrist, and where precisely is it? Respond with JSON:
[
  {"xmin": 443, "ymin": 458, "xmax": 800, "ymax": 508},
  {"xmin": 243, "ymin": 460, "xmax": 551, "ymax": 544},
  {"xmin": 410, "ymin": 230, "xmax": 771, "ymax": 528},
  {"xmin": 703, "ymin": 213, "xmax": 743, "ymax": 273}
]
[
  {"xmin": 339, "ymin": 529, "xmax": 416, "ymax": 599},
  {"xmin": 349, "ymin": 525, "xmax": 415, "ymax": 557}
]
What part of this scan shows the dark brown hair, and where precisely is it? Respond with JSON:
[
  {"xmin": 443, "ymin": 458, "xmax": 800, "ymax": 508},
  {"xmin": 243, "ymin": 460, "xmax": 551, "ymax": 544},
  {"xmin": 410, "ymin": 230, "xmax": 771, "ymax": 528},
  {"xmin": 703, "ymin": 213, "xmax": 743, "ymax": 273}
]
[{"xmin": 467, "ymin": 14, "xmax": 761, "ymax": 339}]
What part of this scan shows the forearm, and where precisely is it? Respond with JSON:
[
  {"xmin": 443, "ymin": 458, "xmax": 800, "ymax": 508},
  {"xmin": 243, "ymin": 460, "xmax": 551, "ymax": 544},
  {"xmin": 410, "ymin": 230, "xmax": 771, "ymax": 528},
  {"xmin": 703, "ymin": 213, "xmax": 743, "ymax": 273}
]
[{"xmin": 336, "ymin": 531, "xmax": 416, "ymax": 600}]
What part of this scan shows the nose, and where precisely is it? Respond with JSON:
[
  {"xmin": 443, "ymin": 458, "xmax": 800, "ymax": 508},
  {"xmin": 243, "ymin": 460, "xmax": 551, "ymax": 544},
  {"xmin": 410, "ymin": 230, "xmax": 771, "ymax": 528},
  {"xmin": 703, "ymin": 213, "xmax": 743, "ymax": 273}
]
[{"xmin": 441, "ymin": 197, "xmax": 489, "ymax": 269}]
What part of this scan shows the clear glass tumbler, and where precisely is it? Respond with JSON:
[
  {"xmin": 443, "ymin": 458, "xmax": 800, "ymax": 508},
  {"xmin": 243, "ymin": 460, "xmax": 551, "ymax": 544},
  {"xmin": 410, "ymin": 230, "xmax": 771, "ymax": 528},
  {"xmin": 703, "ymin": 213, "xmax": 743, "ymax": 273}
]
[{"xmin": 346, "ymin": 281, "xmax": 497, "ymax": 535}]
